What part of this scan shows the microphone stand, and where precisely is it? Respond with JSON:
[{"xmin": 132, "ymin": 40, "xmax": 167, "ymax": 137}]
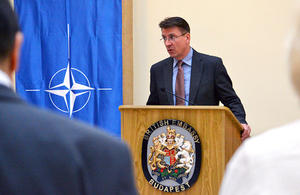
[{"xmin": 160, "ymin": 88, "xmax": 198, "ymax": 106}]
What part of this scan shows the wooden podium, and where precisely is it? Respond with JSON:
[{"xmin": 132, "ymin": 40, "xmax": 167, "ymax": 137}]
[{"xmin": 119, "ymin": 105, "xmax": 243, "ymax": 195}]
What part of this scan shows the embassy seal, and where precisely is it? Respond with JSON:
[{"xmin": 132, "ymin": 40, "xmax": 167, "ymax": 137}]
[{"xmin": 142, "ymin": 119, "xmax": 202, "ymax": 192}]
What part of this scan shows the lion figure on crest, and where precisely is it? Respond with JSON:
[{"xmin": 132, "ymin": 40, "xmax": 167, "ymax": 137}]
[{"xmin": 148, "ymin": 136, "xmax": 166, "ymax": 170}]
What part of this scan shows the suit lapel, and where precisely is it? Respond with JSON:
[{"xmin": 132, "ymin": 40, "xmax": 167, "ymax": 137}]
[
  {"xmin": 163, "ymin": 58, "xmax": 174, "ymax": 104},
  {"xmin": 189, "ymin": 50, "xmax": 204, "ymax": 104}
]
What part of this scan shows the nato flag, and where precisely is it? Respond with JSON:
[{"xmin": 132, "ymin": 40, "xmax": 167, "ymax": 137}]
[{"xmin": 14, "ymin": 0, "xmax": 123, "ymax": 137}]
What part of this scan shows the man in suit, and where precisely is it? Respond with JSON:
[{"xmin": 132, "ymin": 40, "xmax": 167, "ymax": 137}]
[
  {"xmin": 0, "ymin": 0, "xmax": 138, "ymax": 194},
  {"xmin": 147, "ymin": 17, "xmax": 251, "ymax": 141}
]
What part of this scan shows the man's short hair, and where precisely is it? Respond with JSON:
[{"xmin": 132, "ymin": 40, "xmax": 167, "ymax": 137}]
[
  {"xmin": 0, "ymin": 0, "xmax": 20, "ymax": 60},
  {"xmin": 159, "ymin": 17, "xmax": 190, "ymax": 34}
]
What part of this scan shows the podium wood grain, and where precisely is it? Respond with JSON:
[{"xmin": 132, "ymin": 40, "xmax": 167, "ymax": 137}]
[{"xmin": 119, "ymin": 105, "xmax": 243, "ymax": 195}]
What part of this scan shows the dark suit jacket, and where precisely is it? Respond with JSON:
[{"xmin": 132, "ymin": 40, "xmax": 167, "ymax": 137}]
[
  {"xmin": 0, "ymin": 85, "xmax": 138, "ymax": 195},
  {"xmin": 147, "ymin": 49, "xmax": 247, "ymax": 124}
]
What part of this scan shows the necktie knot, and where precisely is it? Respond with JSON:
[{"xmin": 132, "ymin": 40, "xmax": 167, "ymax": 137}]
[{"xmin": 177, "ymin": 60, "xmax": 183, "ymax": 68}]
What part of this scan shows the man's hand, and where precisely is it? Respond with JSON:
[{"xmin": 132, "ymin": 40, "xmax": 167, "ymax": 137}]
[{"xmin": 241, "ymin": 124, "xmax": 251, "ymax": 141}]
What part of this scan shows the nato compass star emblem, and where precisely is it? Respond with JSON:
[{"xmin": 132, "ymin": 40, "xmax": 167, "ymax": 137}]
[
  {"xmin": 45, "ymin": 63, "xmax": 94, "ymax": 117},
  {"xmin": 25, "ymin": 62, "xmax": 112, "ymax": 117}
]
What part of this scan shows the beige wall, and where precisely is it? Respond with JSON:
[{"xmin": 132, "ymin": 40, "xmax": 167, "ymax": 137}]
[{"xmin": 133, "ymin": 0, "xmax": 300, "ymax": 136}]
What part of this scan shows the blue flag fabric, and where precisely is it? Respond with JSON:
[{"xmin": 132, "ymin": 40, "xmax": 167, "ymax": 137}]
[{"xmin": 14, "ymin": 0, "xmax": 123, "ymax": 137}]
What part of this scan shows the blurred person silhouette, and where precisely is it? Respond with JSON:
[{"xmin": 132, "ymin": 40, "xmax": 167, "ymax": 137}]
[
  {"xmin": 0, "ymin": 0, "xmax": 138, "ymax": 194},
  {"xmin": 219, "ymin": 2, "xmax": 300, "ymax": 194}
]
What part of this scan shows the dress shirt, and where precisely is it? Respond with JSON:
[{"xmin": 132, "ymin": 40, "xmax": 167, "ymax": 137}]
[
  {"xmin": 0, "ymin": 69, "xmax": 12, "ymax": 88},
  {"xmin": 172, "ymin": 47, "xmax": 193, "ymax": 105}
]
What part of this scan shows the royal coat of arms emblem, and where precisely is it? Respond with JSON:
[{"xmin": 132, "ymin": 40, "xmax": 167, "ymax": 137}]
[
  {"xmin": 148, "ymin": 126, "xmax": 195, "ymax": 184},
  {"xmin": 142, "ymin": 119, "xmax": 201, "ymax": 193}
]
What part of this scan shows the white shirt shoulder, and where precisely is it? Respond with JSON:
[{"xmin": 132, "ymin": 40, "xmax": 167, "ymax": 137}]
[{"xmin": 219, "ymin": 120, "xmax": 300, "ymax": 195}]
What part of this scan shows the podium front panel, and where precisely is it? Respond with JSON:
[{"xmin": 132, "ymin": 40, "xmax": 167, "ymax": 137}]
[{"xmin": 119, "ymin": 105, "xmax": 242, "ymax": 195}]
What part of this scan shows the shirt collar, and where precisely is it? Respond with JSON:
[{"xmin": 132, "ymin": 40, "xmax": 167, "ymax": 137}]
[
  {"xmin": 173, "ymin": 47, "xmax": 193, "ymax": 67},
  {"xmin": 0, "ymin": 69, "xmax": 13, "ymax": 89}
]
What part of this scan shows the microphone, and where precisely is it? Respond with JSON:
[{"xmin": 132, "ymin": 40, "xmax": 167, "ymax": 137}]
[{"xmin": 160, "ymin": 88, "xmax": 198, "ymax": 106}]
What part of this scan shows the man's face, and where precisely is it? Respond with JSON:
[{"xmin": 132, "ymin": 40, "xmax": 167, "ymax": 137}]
[{"xmin": 161, "ymin": 26, "xmax": 190, "ymax": 60}]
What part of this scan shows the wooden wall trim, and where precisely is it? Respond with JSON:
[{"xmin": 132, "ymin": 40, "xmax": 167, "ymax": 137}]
[{"xmin": 122, "ymin": 0, "xmax": 133, "ymax": 105}]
